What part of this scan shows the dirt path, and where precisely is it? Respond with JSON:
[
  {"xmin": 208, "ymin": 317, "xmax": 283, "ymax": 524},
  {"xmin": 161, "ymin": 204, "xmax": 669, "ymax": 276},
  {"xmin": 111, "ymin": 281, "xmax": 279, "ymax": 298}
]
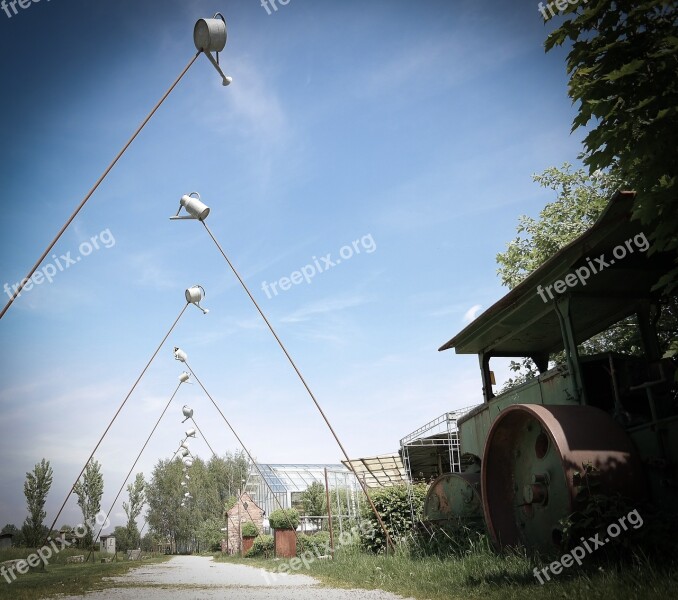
[{"xmin": 56, "ymin": 555, "xmax": 415, "ymax": 599}]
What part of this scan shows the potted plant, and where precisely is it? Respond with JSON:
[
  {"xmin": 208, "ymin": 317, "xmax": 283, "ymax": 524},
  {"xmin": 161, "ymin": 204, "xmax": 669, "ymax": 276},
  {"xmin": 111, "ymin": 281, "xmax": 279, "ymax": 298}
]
[
  {"xmin": 269, "ymin": 508, "xmax": 299, "ymax": 558},
  {"xmin": 240, "ymin": 521, "xmax": 259, "ymax": 555}
]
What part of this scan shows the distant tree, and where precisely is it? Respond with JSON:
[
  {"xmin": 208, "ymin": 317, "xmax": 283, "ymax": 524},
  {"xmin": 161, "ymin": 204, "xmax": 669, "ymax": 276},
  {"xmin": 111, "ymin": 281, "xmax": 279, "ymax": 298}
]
[
  {"xmin": 197, "ymin": 517, "xmax": 223, "ymax": 552},
  {"xmin": 21, "ymin": 458, "xmax": 53, "ymax": 547},
  {"xmin": 301, "ymin": 482, "xmax": 327, "ymax": 516},
  {"xmin": 1, "ymin": 524, "xmax": 25, "ymax": 547},
  {"xmin": 123, "ymin": 473, "xmax": 145, "ymax": 549},
  {"xmin": 73, "ymin": 459, "xmax": 104, "ymax": 549},
  {"xmin": 543, "ymin": 0, "xmax": 678, "ymax": 292},
  {"xmin": 141, "ymin": 532, "xmax": 159, "ymax": 552},
  {"xmin": 113, "ymin": 525, "xmax": 132, "ymax": 553}
]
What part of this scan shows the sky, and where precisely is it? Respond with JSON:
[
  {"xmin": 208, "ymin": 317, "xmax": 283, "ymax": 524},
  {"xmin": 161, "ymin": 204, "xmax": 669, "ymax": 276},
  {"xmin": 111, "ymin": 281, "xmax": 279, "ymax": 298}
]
[{"xmin": 0, "ymin": 0, "xmax": 587, "ymax": 531}]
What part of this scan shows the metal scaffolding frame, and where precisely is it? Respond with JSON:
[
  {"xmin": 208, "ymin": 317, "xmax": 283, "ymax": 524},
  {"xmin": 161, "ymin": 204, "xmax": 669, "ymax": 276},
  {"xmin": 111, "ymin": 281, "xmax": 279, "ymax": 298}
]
[{"xmin": 399, "ymin": 406, "xmax": 477, "ymax": 524}]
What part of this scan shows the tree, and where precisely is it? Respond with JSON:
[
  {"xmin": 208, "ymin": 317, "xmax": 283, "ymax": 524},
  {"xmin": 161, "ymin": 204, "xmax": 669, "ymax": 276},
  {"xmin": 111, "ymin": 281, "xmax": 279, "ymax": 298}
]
[
  {"xmin": 301, "ymin": 482, "xmax": 327, "ymax": 516},
  {"xmin": 496, "ymin": 164, "xmax": 620, "ymax": 289},
  {"xmin": 123, "ymin": 473, "xmax": 145, "ymax": 549},
  {"xmin": 543, "ymin": 0, "xmax": 678, "ymax": 292},
  {"xmin": 1, "ymin": 524, "xmax": 25, "ymax": 547},
  {"xmin": 21, "ymin": 459, "xmax": 53, "ymax": 547},
  {"xmin": 73, "ymin": 459, "xmax": 104, "ymax": 549}
]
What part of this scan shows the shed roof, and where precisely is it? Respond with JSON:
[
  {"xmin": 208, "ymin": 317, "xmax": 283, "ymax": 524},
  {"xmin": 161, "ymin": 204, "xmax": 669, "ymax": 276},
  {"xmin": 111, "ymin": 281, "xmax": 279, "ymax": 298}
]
[{"xmin": 439, "ymin": 191, "xmax": 672, "ymax": 356}]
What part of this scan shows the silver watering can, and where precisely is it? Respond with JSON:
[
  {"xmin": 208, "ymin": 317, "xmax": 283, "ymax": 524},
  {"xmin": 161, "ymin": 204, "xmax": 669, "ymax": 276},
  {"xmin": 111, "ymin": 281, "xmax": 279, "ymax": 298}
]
[{"xmin": 194, "ymin": 13, "xmax": 232, "ymax": 86}]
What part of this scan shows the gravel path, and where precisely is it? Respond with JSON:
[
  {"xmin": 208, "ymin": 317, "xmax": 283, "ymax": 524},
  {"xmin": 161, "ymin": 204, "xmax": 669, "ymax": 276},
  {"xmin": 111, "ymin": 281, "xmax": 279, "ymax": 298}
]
[{"xmin": 55, "ymin": 555, "xmax": 416, "ymax": 600}]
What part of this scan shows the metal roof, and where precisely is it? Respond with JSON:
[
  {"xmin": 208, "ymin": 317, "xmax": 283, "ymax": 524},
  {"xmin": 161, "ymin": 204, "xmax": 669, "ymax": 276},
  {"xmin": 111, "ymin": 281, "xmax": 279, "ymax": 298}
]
[
  {"xmin": 342, "ymin": 454, "xmax": 408, "ymax": 488},
  {"xmin": 439, "ymin": 191, "xmax": 673, "ymax": 356}
]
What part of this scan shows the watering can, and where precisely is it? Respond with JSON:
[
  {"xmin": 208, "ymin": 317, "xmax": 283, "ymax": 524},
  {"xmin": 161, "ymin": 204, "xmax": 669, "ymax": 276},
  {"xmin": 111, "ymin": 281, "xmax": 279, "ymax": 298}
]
[
  {"xmin": 174, "ymin": 347, "xmax": 188, "ymax": 363},
  {"xmin": 170, "ymin": 192, "xmax": 210, "ymax": 221},
  {"xmin": 185, "ymin": 427, "xmax": 196, "ymax": 438},
  {"xmin": 194, "ymin": 13, "xmax": 232, "ymax": 86},
  {"xmin": 185, "ymin": 285, "xmax": 209, "ymax": 314}
]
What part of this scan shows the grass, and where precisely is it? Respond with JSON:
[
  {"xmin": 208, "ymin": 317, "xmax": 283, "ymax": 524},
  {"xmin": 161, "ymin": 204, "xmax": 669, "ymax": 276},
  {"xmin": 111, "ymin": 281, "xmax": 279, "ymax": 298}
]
[
  {"xmin": 0, "ymin": 547, "xmax": 170, "ymax": 600},
  {"xmin": 214, "ymin": 540, "xmax": 678, "ymax": 600}
]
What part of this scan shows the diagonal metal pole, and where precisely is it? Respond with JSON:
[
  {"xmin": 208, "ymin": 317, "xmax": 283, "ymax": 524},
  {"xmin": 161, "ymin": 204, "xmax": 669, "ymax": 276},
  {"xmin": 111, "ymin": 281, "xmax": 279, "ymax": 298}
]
[
  {"xmin": 199, "ymin": 221, "xmax": 395, "ymax": 552},
  {"xmin": 0, "ymin": 51, "xmax": 201, "ymax": 320},
  {"xmin": 85, "ymin": 379, "xmax": 187, "ymax": 562},
  {"xmin": 184, "ymin": 361, "xmax": 301, "ymax": 537},
  {"xmin": 43, "ymin": 302, "xmax": 190, "ymax": 546}
]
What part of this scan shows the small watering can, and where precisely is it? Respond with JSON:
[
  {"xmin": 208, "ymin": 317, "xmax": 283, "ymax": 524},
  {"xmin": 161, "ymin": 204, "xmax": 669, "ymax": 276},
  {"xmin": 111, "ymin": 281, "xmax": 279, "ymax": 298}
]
[
  {"xmin": 174, "ymin": 347, "xmax": 188, "ymax": 363},
  {"xmin": 185, "ymin": 427, "xmax": 196, "ymax": 438},
  {"xmin": 181, "ymin": 405, "xmax": 193, "ymax": 423},
  {"xmin": 179, "ymin": 372, "xmax": 191, "ymax": 384},
  {"xmin": 185, "ymin": 285, "xmax": 209, "ymax": 314},
  {"xmin": 194, "ymin": 13, "xmax": 232, "ymax": 86},
  {"xmin": 170, "ymin": 192, "xmax": 210, "ymax": 221}
]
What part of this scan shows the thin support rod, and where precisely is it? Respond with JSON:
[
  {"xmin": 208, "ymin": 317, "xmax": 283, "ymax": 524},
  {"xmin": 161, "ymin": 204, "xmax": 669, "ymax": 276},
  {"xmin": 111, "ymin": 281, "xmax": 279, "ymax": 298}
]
[
  {"xmin": 324, "ymin": 467, "xmax": 335, "ymax": 557},
  {"xmin": 44, "ymin": 303, "xmax": 190, "ymax": 545},
  {"xmin": 200, "ymin": 221, "xmax": 395, "ymax": 552},
  {"xmin": 188, "ymin": 416, "xmax": 260, "ymax": 533},
  {"xmin": 85, "ymin": 380, "xmax": 186, "ymax": 562},
  {"xmin": 184, "ymin": 361, "xmax": 300, "ymax": 537},
  {"xmin": 0, "ymin": 51, "xmax": 202, "ymax": 320},
  {"xmin": 190, "ymin": 417, "xmax": 218, "ymax": 458}
]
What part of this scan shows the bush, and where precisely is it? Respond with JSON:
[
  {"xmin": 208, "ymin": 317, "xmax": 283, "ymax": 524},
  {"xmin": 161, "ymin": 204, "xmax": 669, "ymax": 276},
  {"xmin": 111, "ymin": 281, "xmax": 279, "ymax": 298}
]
[
  {"xmin": 241, "ymin": 521, "xmax": 259, "ymax": 538},
  {"xmin": 297, "ymin": 531, "xmax": 332, "ymax": 555},
  {"xmin": 245, "ymin": 534, "xmax": 274, "ymax": 558},
  {"xmin": 269, "ymin": 508, "xmax": 300, "ymax": 530},
  {"xmin": 360, "ymin": 483, "xmax": 428, "ymax": 553}
]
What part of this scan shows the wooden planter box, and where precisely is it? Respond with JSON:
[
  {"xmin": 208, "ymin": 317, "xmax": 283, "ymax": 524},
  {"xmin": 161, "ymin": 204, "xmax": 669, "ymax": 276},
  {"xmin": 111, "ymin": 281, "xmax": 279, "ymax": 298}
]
[
  {"xmin": 242, "ymin": 536, "xmax": 255, "ymax": 555},
  {"xmin": 274, "ymin": 529, "xmax": 296, "ymax": 558}
]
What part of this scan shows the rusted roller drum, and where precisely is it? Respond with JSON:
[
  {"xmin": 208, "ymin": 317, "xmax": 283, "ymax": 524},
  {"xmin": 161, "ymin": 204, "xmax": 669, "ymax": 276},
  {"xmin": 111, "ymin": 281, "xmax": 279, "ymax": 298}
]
[
  {"xmin": 481, "ymin": 404, "xmax": 645, "ymax": 554},
  {"xmin": 423, "ymin": 473, "xmax": 482, "ymax": 523}
]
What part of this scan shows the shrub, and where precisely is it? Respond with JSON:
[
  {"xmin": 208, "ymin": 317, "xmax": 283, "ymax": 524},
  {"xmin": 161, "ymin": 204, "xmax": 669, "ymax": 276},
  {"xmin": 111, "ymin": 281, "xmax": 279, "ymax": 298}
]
[
  {"xmin": 360, "ymin": 483, "xmax": 428, "ymax": 553},
  {"xmin": 297, "ymin": 531, "xmax": 332, "ymax": 555},
  {"xmin": 245, "ymin": 534, "xmax": 274, "ymax": 558},
  {"xmin": 269, "ymin": 508, "xmax": 300, "ymax": 530},
  {"xmin": 241, "ymin": 522, "xmax": 259, "ymax": 538}
]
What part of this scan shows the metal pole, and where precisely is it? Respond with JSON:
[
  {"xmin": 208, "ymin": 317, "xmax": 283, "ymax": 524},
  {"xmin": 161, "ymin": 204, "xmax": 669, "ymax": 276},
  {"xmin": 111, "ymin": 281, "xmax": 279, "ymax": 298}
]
[
  {"xmin": 200, "ymin": 221, "xmax": 395, "ymax": 552},
  {"xmin": 0, "ymin": 52, "xmax": 201, "ymax": 320},
  {"xmin": 324, "ymin": 468, "xmax": 335, "ymax": 557}
]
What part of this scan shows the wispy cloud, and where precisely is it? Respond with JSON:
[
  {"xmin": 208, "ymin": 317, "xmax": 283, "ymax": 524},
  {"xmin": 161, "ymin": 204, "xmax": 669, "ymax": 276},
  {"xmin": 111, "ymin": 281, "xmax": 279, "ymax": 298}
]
[
  {"xmin": 280, "ymin": 295, "xmax": 370, "ymax": 324},
  {"xmin": 463, "ymin": 304, "xmax": 483, "ymax": 323}
]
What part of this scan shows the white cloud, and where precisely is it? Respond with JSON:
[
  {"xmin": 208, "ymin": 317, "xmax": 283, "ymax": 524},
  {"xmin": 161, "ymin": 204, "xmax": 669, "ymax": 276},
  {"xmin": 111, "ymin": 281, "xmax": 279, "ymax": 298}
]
[{"xmin": 463, "ymin": 304, "xmax": 483, "ymax": 323}]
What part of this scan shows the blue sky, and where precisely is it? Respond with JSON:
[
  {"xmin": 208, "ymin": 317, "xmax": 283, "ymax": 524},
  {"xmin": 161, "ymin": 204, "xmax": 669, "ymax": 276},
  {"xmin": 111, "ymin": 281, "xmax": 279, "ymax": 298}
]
[{"xmin": 0, "ymin": 0, "xmax": 586, "ymax": 530}]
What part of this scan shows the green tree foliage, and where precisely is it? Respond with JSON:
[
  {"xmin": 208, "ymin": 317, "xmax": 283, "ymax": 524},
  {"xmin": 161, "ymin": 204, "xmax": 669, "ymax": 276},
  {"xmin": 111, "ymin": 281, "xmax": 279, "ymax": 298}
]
[
  {"xmin": 145, "ymin": 451, "xmax": 248, "ymax": 553},
  {"xmin": 360, "ymin": 484, "xmax": 428, "ymax": 553},
  {"xmin": 21, "ymin": 458, "xmax": 53, "ymax": 547},
  {"xmin": 543, "ymin": 0, "xmax": 678, "ymax": 292},
  {"xmin": 123, "ymin": 473, "xmax": 145, "ymax": 549},
  {"xmin": 197, "ymin": 516, "xmax": 224, "ymax": 552},
  {"xmin": 496, "ymin": 164, "xmax": 620, "ymax": 289},
  {"xmin": 73, "ymin": 459, "xmax": 104, "ymax": 549},
  {"xmin": 113, "ymin": 525, "xmax": 133, "ymax": 553},
  {"xmin": 1, "ymin": 523, "xmax": 25, "ymax": 547},
  {"xmin": 301, "ymin": 482, "xmax": 327, "ymax": 516}
]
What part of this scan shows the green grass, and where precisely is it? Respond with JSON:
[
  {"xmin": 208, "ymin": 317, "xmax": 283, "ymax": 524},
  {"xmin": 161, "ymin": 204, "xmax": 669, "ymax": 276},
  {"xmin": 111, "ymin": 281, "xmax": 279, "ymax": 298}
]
[
  {"xmin": 0, "ymin": 548, "xmax": 170, "ymax": 600},
  {"xmin": 214, "ymin": 543, "xmax": 678, "ymax": 600}
]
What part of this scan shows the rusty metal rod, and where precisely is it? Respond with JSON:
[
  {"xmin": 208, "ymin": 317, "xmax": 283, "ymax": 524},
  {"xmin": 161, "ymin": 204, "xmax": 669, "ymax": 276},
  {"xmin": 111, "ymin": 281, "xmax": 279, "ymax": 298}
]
[
  {"xmin": 43, "ymin": 302, "xmax": 190, "ymax": 547},
  {"xmin": 184, "ymin": 361, "xmax": 302, "ymax": 539},
  {"xmin": 85, "ymin": 379, "xmax": 186, "ymax": 562},
  {"xmin": 0, "ymin": 51, "xmax": 201, "ymax": 321},
  {"xmin": 200, "ymin": 220, "xmax": 395, "ymax": 552}
]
